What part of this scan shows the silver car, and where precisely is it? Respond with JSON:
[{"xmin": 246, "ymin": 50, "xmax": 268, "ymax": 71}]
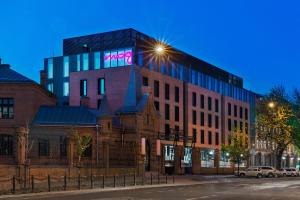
[
  {"xmin": 238, "ymin": 167, "xmax": 263, "ymax": 178},
  {"xmin": 284, "ymin": 168, "xmax": 300, "ymax": 176},
  {"xmin": 258, "ymin": 166, "xmax": 277, "ymax": 177}
]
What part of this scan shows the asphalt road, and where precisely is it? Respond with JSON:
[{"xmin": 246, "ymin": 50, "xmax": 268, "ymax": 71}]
[{"xmin": 3, "ymin": 177, "xmax": 300, "ymax": 200}]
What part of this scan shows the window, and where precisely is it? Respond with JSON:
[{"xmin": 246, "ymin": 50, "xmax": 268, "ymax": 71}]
[
  {"xmin": 192, "ymin": 110, "xmax": 197, "ymax": 125},
  {"xmin": 201, "ymin": 130, "xmax": 205, "ymax": 144},
  {"xmin": 94, "ymin": 52, "xmax": 100, "ymax": 69},
  {"xmin": 104, "ymin": 48, "xmax": 132, "ymax": 68},
  {"xmin": 47, "ymin": 83, "xmax": 53, "ymax": 93},
  {"xmin": 142, "ymin": 77, "xmax": 148, "ymax": 86},
  {"xmin": 208, "ymin": 131, "xmax": 212, "ymax": 145},
  {"xmin": 245, "ymin": 108, "xmax": 248, "ymax": 120},
  {"xmin": 47, "ymin": 58, "xmax": 53, "ymax": 79},
  {"xmin": 201, "ymin": 149, "xmax": 214, "ymax": 167},
  {"xmin": 228, "ymin": 103, "xmax": 231, "ymax": 116},
  {"xmin": 215, "ymin": 99, "xmax": 219, "ymax": 112},
  {"xmin": 0, "ymin": 135, "xmax": 13, "ymax": 155},
  {"xmin": 63, "ymin": 82, "xmax": 69, "ymax": 96},
  {"xmin": 228, "ymin": 119, "xmax": 232, "ymax": 131},
  {"xmin": 77, "ymin": 55, "xmax": 81, "ymax": 71},
  {"xmin": 97, "ymin": 99, "xmax": 102, "ymax": 109},
  {"xmin": 201, "ymin": 112, "xmax": 205, "ymax": 126},
  {"xmin": 215, "ymin": 115, "xmax": 219, "ymax": 129},
  {"xmin": 154, "ymin": 101, "xmax": 159, "ymax": 111},
  {"xmin": 165, "ymin": 104, "xmax": 170, "ymax": 120},
  {"xmin": 80, "ymin": 80, "xmax": 87, "ymax": 96},
  {"xmin": 83, "ymin": 144, "xmax": 92, "ymax": 157},
  {"xmin": 245, "ymin": 122, "xmax": 249, "ymax": 134},
  {"xmin": 165, "ymin": 124, "xmax": 170, "ymax": 140},
  {"xmin": 208, "ymin": 114, "xmax": 212, "ymax": 128},
  {"xmin": 234, "ymin": 120, "xmax": 237, "ymax": 130},
  {"xmin": 215, "ymin": 132, "xmax": 219, "ymax": 145},
  {"xmin": 240, "ymin": 121, "xmax": 243, "ymax": 132},
  {"xmin": 234, "ymin": 105, "xmax": 237, "ymax": 117},
  {"xmin": 39, "ymin": 139, "xmax": 49, "ymax": 156},
  {"xmin": 192, "ymin": 92, "xmax": 197, "ymax": 107},
  {"xmin": 97, "ymin": 78, "xmax": 105, "ymax": 95},
  {"xmin": 164, "ymin": 145, "xmax": 174, "ymax": 161},
  {"xmin": 175, "ymin": 87, "xmax": 179, "ymax": 102},
  {"xmin": 200, "ymin": 95, "xmax": 205, "ymax": 109},
  {"xmin": 192, "ymin": 129, "xmax": 197, "ymax": 143},
  {"xmin": 175, "ymin": 106, "xmax": 179, "ymax": 122},
  {"xmin": 240, "ymin": 107, "xmax": 243, "ymax": 119},
  {"xmin": 165, "ymin": 84, "xmax": 170, "ymax": 100},
  {"xmin": 83, "ymin": 53, "xmax": 89, "ymax": 71},
  {"xmin": 63, "ymin": 56, "xmax": 69, "ymax": 77},
  {"xmin": 60, "ymin": 136, "xmax": 67, "ymax": 157},
  {"xmin": 0, "ymin": 98, "xmax": 14, "ymax": 119},
  {"xmin": 208, "ymin": 97, "xmax": 212, "ymax": 111},
  {"xmin": 154, "ymin": 80, "xmax": 159, "ymax": 97}
]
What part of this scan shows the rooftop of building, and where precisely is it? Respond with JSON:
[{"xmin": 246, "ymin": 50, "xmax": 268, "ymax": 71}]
[{"xmin": 0, "ymin": 59, "xmax": 34, "ymax": 83}]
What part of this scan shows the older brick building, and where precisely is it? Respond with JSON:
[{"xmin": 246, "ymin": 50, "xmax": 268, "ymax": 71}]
[
  {"xmin": 0, "ymin": 61, "xmax": 56, "ymax": 177},
  {"xmin": 40, "ymin": 29, "xmax": 257, "ymax": 174}
]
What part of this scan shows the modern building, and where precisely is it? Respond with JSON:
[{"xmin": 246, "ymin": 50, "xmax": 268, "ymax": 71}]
[{"xmin": 41, "ymin": 28, "xmax": 257, "ymax": 174}]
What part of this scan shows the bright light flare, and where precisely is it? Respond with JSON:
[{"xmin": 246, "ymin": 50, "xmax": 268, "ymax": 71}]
[
  {"xmin": 155, "ymin": 45, "xmax": 164, "ymax": 54},
  {"xmin": 268, "ymin": 102, "xmax": 275, "ymax": 108}
]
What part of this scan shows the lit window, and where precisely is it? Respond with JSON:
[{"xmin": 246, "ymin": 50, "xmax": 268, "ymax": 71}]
[
  {"xmin": 83, "ymin": 53, "xmax": 89, "ymax": 71},
  {"xmin": 47, "ymin": 58, "xmax": 53, "ymax": 79},
  {"xmin": 63, "ymin": 56, "xmax": 69, "ymax": 77},
  {"xmin": 47, "ymin": 83, "xmax": 53, "ymax": 92},
  {"xmin": 77, "ymin": 55, "xmax": 81, "ymax": 71},
  {"xmin": 63, "ymin": 82, "xmax": 69, "ymax": 96},
  {"xmin": 103, "ymin": 48, "xmax": 133, "ymax": 68},
  {"xmin": 94, "ymin": 52, "xmax": 100, "ymax": 69},
  {"xmin": 117, "ymin": 50, "xmax": 125, "ymax": 66},
  {"xmin": 98, "ymin": 78, "xmax": 105, "ymax": 95},
  {"xmin": 104, "ymin": 51, "xmax": 111, "ymax": 68},
  {"xmin": 111, "ymin": 51, "xmax": 118, "ymax": 67},
  {"xmin": 80, "ymin": 80, "xmax": 87, "ymax": 96}
]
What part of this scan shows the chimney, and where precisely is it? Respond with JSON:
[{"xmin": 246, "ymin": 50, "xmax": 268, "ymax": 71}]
[{"xmin": 0, "ymin": 58, "xmax": 10, "ymax": 69}]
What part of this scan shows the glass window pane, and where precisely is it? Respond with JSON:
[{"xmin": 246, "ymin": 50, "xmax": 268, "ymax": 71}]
[
  {"xmin": 124, "ymin": 48, "xmax": 133, "ymax": 65},
  {"xmin": 94, "ymin": 52, "xmax": 100, "ymax": 69},
  {"xmin": 63, "ymin": 82, "xmax": 69, "ymax": 96},
  {"xmin": 63, "ymin": 56, "xmax": 69, "ymax": 77},
  {"xmin": 117, "ymin": 50, "xmax": 125, "ymax": 66},
  {"xmin": 104, "ymin": 51, "xmax": 111, "ymax": 68},
  {"xmin": 48, "ymin": 58, "xmax": 53, "ymax": 79},
  {"xmin": 110, "ymin": 51, "xmax": 118, "ymax": 67},
  {"xmin": 83, "ymin": 53, "xmax": 89, "ymax": 70}
]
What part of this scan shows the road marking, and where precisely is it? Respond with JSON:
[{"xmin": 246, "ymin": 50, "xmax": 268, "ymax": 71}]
[{"xmin": 186, "ymin": 195, "xmax": 217, "ymax": 200}]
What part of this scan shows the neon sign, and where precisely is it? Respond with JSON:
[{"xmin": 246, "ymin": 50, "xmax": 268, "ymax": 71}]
[{"xmin": 104, "ymin": 48, "xmax": 133, "ymax": 68}]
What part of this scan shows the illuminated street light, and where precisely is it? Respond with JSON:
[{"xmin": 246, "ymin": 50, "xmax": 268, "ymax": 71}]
[
  {"xmin": 155, "ymin": 45, "xmax": 164, "ymax": 54},
  {"xmin": 240, "ymin": 154, "xmax": 243, "ymax": 157},
  {"xmin": 268, "ymin": 101, "xmax": 275, "ymax": 108},
  {"xmin": 226, "ymin": 152, "xmax": 229, "ymax": 156}
]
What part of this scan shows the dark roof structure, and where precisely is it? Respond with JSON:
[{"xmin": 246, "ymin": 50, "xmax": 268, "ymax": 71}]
[
  {"xmin": 115, "ymin": 94, "xmax": 149, "ymax": 114},
  {"xmin": 0, "ymin": 64, "xmax": 34, "ymax": 83},
  {"xmin": 33, "ymin": 106, "xmax": 101, "ymax": 126}
]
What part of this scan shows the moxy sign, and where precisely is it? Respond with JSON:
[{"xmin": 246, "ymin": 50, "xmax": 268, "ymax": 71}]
[{"xmin": 104, "ymin": 49, "xmax": 133, "ymax": 66}]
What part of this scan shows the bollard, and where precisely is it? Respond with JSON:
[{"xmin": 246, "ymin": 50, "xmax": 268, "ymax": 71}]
[
  {"xmin": 102, "ymin": 175, "xmax": 105, "ymax": 188},
  {"xmin": 166, "ymin": 175, "xmax": 168, "ymax": 184},
  {"xmin": 78, "ymin": 174, "xmax": 81, "ymax": 190},
  {"xmin": 31, "ymin": 176, "xmax": 34, "ymax": 192},
  {"xmin": 158, "ymin": 173, "xmax": 160, "ymax": 184},
  {"xmin": 114, "ymin": 175, "xmax": 116, "ymax": 188},
  {"xmin": 91, "ymin": 174, "xmax": 93, "ymax": 189},
  {"xmin": 12, "ymin": 176, "xmax": 15, "ymax": 194},
  {"xmin": 142, "ymin": 174, "xmax": 144, "ymax": 186},
  {"xmin": 48, "ymin": 175, "xmax": 51, "ymax": 192},
  {"xmin": 64, "ymin": 175, "xmax": 67, "ymax": 191},
  {"xmin": 123, "ymin": 175, "xmax": 126, "ymax": 187},
  {"xmin": 151, "ymin": 173, "xmax": 153, "ymax": 185},
  {"xmin": 133, "ymin": 173, "xmax": 136, "ymax": 186},
  {"xmin": 173, "ymin": 175, "xmax": 175, "ymax": 184}
]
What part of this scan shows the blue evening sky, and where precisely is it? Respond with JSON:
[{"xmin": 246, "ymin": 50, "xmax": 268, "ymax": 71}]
[{"xmin": 0, "ymin": 0, "xmax": 299, "ymax": 94}]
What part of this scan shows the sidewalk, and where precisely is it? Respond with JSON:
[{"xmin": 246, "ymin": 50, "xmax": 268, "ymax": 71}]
[{"xmin": 0, "ymin": 175, "xmax": 236, "ymax": 199}]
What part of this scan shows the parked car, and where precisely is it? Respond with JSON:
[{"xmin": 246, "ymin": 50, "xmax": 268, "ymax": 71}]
[
  {"xmin": 258, "ymin": 166, "xmax": 277, "ymax": 177},
  {"xmin": 237, "ymin": 167, "xmax": 263, "ymax": 178},
  {"xmin": 276, "ymin": 168, "xmax": 287, "ymax": 177},
  {"xmin": 284, "ymin": 168, "xmax": 300, "ymax": 176}
]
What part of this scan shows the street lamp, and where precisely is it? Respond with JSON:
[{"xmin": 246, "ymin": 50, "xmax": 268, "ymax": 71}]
[
  {"xmin": 268, "ymin": 101, "xmax": 275, "ymax": 109},
  {"xmin": 155, "ymin": 45, "xmax": 165, "ymax": 55}
]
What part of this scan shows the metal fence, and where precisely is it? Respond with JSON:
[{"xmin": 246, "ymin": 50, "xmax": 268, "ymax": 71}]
[{"xmin": 0, "ymin": 173, "xmax": 175, "ymax": 195}]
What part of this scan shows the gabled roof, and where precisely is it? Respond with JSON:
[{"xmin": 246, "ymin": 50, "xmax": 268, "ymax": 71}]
[
  {"xmin": 33, "ymin": 106, "xmax": 101, "ymax": 126},
  {"xmin": 115, "ymin": 94, "xmax": 149, "ymax": 114},
  {"xmin": 0, "ymin": 64, "xmax": 34, "ymax": 83}
]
